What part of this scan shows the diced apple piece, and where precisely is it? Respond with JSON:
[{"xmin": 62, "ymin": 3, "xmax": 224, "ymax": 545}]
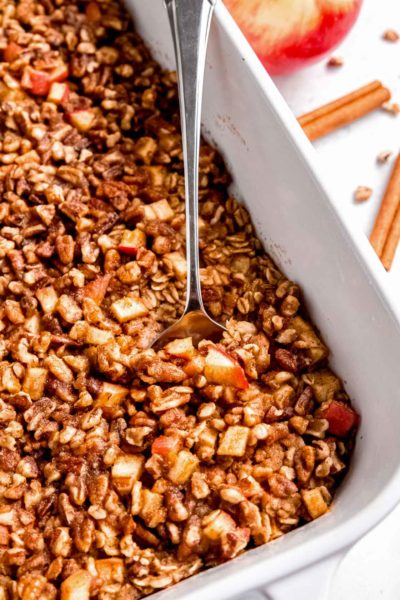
[
  {"xmin": 307, "ymin": 370, "xmax": 341, "ymax": 404},
  {"xmin": 0, "ymin": 507, "xmax": 16, "ymax": 527},
  {"xmin": 164, "ymin": 337, "xmax": 195, "ymax": 360},
  {"xmin": 151, "ymin": 435, "xmax": 181, "ymax": 461},
  {"xmin": 36, "ymin": 286, "xmax": 59, "ymax": 314},
  {"xmin": 56, "ymin": 295, "xmax": 82, "ymax": 324},
  {"xmin": 204, "ymin": 347, "xmax": 249, "ymax": 389},
  {"xmin": 95, "ymin": 382, "xmax": 128, "ymax": 418},
  {"xmin": 83, "ymin": 274, "xmax": 111, "ymax": 305},
  {"xmin": 68, "ymin": 109, "xmax": 96, "ymax": 132},
  {"xmin": 86, "ymin": 325, "xmax": 113, "ymax": 345},
  {"xmin": 301, "ymin": 487, "xmax": 329, "ymax": 520},
  {"xmin": 143, "ymin": 199, "xmax": 174, "ymax": 222},
  {"xmin": 21, "ymin": 67, "xmax": 50, "ymax": 96},
  {"xmin": 49, "ymin": 64, "xmax": 68, "ymax": 83},
  {"xmin": 60, "ymin": 570, "xmax": 91, "ymax": 600},
  {"xmin": 95, "ymin": 558, "xmax": 124, "ymax": 584},
  {"xmin": 117, "ymin": 229, "xmax": 146, "ymax": 255},
  {"xmin": 168, "ymin": 450, "xmax": 199, "ymax": 485},
  {"xmin": 164, "ymin": 252, "xmax": 187, "ymax": 281},
  {"xmin": 0, "ymin": 365, "xmax": 20, "ymax": 394},
  {"xmin": 68, "ymin": 321, "xmax": 88, "ymax": 343},
  {"xmin": 320, "ymin": 400, "xmax": 359, "ymax": 437},
  {"xmin": 110, "ymin": 296, "xmax": 148, "ymax": 323},
  {"xmin": 3, "ymin": 42, "xmax": 22, "ymax": 63},
  {"xmin": 86, "ymin": 1, "xmax": 102, "ymax": 21},
  {"xmin": 47, "ymin": 81, "xmax": 69, "ymax": 104},
  {"xmin": 17, "ymin": 73, "xmax": 32, "ymax": 95},
  {"xmin": 202, "ymin": 509, "xmax": 236, "ymax": 541},
  {"xmin": 112, "ymin": 454, "xmax": 144, "ymax": 495},
  {"xmin": 291, "ymin": 316, "xmax": 328, "ymax": 365},
  {"xmin": 21, "ymin": 64, "xmax": 68, "ymax": 97},
  {"xmin": 217, "ymin": 425, "xmax": 249, "ymax": 457},
  {"xmin": 24, "ymin": 314, "xmax": 41, "ymax": 334},
  {"xmin": 139, "ymin": 489, "xmax": 165, "ymax": 528},
  {"xmin": 22, "ymin": 367, "xmax": 48, "ymax": 401},
  {"xmin": 69, "ymin": 321, "xmax": 113, "ymax": 345}
]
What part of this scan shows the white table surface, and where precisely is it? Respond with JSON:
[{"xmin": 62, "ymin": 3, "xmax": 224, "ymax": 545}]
[{"xmin": 273, "ymin": 0, "xmax": 400, "ymax": 598}]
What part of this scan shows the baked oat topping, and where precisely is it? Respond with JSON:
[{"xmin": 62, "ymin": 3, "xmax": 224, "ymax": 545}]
[{"xmin": 0, "ymin": 0, "xmax": 359, "ymax": 597}]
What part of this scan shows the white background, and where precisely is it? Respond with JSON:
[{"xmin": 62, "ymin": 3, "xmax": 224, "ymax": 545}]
[
  {"xmin": 274, "ymin": 0, "xmax": 400, "ymax": 598},
  {"xmin": 275, "ymin": 0, "xmax": 400, "ymax": 290}
]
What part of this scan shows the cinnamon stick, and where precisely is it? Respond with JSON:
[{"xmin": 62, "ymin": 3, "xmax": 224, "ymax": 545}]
[
  {"xmin": 298, "ymin": 81, "xmax": 382, "ymax": 127},
  {"xmin": 298, "ymin": 81, "xmax": 391, "ymax": 141},
  {"xmin": 381, "ymin": 203, "xmax": 400, "ymax": 270},
  {"xmin": 370, "ymin": 153, "xmax": 400, "ymax": 257}
]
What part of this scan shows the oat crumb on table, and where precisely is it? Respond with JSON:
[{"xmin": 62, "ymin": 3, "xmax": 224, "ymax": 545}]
[
  {"xmin": 0, "ymin": 0, "xmax": 359, "ymax": 598},
  {"xmin": 383, "ymin": 101, "xmax": 400, "ymax": 115},
  {"xmin": 354, "ymin": 186, "xmax": 373, "ymax": 202},
  {"xmin": 382, "ymin": 29, "xmax": 399, "ymax": 42},
  {"xmin": 326, "ymin": 56, "xmax": 344, "ymax": 68},
  {"xmin": 377, "ymin": 150, "xmax": 393, "ymax": 164}
]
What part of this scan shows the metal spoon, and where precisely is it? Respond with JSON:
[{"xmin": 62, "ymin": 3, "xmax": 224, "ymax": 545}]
[{"xmin": 153, "ymin": 0, "xmax": 225, "ymax": 348}]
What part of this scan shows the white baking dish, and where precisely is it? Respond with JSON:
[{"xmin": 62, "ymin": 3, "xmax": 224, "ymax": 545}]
[{"xmin": 123, "ymin": 2, "xmax": 400, "ymax": 599}]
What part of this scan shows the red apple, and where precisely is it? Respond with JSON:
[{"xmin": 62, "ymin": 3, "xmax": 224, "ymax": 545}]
[
  {"xmin": 320, "ymin": 400, "xmax": 359, "ymax": 437},
  {"xmin": 204, "ymin": 347, "xmax": 249, "ymax": 389},
  {"xmin": 117, "ymin": 229, "xmax": 146, "ymax": 255},
  {"xmin": 224, "ymin": 0, "xmax": 362, "ymax": 75},
  {"xmin": 47, "ymin": 82, "xmax": 69, "ymax": 105}
]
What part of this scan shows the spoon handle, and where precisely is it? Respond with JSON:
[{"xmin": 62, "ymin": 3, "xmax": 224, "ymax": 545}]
[{"xmin": 165, "ymin": 0, "xmax": 217, "ymax": 312}]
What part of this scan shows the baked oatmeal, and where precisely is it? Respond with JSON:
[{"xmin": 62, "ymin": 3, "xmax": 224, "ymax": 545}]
[{"xmin": 0, "ymin": 0, "xmax": 359, "ymax": 598}]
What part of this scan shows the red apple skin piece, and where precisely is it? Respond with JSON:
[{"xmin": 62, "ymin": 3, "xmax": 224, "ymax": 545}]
[
  {"xmin": 82, "ymin": 274, "xmax": 111, "ymax": 305},
  {"xmin": 224, "ymin": 0, "xmax": 362, "ymax": 75},
  {"xmin": 49, "ymin": 64, "xmax": 68, "ymax": 83},
  {"xmin": 117, "ymin": 229, "xmax": 146, "ymax": 256},
  {"xmin": 151, "ymin": 435, "xmax": 181, "ymax": 461},
  {"xmin": 204, "ymin": 347, "xmax": 249, "ymax": 390},
  {"xmin": 3, "ymin": 42, "xmax": 23, "ymax": 63},
  {"xmin": 117, "ymin": 246, "xmax": 138, "ymax": 256},
  {"xmin": 320, "ymin": 400, "xmax": 359, "ymax": 437},
  {"xmin": 21, "ymin": 68, "xmax": 50, "ymax": 96}
]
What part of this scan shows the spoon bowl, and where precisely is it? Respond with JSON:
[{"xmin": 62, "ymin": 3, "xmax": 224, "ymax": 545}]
[
  {"xmin": 152, "ymin": 0, "xmax": 224, "ymax": 350},
  {"xmin": 153, "ymin": 310, "xmax": 224, "ymax": 350}
]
